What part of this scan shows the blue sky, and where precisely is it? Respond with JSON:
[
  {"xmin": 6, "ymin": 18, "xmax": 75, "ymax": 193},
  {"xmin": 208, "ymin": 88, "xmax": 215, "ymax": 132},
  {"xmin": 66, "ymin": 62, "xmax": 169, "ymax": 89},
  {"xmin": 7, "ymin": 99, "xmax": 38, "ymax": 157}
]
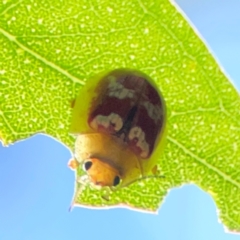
[{"xmin": 0, "ymin": 0, "xmax": 240, "ymax": 240}]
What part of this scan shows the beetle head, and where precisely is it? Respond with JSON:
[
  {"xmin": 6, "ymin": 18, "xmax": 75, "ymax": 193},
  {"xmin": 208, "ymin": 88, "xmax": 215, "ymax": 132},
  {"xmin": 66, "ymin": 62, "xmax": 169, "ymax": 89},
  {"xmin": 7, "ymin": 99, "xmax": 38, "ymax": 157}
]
[
  {"xmin": 68, "ymin": 157, "xmax": 121, "ymax": 187},
  {"xmin": 82, "ymin": 158, "xmax": 121, "ymax": 187}
]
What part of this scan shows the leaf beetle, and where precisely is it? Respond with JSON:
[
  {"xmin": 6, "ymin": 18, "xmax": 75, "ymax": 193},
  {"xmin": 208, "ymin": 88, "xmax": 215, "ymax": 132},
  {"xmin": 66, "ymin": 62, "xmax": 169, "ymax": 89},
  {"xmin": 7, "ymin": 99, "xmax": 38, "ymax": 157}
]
[{"xmin": 69, "ymin": 69, "xmax": 167, "ymax": 208}]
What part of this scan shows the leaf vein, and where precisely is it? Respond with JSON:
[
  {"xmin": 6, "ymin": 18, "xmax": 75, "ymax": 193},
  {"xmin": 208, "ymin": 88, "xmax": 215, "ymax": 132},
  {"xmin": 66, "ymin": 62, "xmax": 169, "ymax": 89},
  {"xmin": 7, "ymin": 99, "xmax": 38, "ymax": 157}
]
[
  {"xmin": 168, "ymin": 136, "xmax": 240, "ymax": 189},
  {"xmin": 0, "ymin": 28, "xmax": 84, "ymax": 85}
]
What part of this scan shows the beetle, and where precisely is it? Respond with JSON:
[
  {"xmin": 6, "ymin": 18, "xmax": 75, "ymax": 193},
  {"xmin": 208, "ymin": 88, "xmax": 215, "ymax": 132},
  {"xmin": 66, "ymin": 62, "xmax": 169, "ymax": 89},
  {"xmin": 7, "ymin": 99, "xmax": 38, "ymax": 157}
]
[{"xmin": 68, "ymin": 69, "xmax": 167, "ymax": 207}]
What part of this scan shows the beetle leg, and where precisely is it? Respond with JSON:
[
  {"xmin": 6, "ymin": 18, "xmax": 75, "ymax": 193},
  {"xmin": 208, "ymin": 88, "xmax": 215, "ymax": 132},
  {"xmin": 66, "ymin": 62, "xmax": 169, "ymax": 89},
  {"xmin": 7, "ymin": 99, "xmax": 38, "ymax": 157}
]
[
  {"xmin": 101, "ymin": 188, "xmax": 111, "ymax": 201},
  {"xmin": 151, "ymin": 165, "xmax": 158, "ymax": 175},
  {"xmin": 101, "ymin": 186, "xmax": 119, "ymax": 201},
  {"xmin": 68, "ymin": 158, "xmax": 79, "ymax": 170},
  {"xmin": 70, "ymin": 98, "xmax": 76, "ymax": 108}
]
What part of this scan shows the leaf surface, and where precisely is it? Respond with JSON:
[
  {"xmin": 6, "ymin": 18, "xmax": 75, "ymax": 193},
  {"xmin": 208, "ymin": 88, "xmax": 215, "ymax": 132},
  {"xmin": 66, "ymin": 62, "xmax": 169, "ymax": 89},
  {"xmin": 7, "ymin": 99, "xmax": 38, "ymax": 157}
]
[{"xmin": 0, "ymin": 0, "xmax": 239, "ymax": 232}]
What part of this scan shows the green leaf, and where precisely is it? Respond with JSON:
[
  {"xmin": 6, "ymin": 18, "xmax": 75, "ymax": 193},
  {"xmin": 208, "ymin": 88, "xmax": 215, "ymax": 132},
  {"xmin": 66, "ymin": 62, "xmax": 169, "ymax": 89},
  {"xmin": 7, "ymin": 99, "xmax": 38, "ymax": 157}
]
[{"xmin": 1, "ymin": 0, "xmax": 240, "ymax": 232}]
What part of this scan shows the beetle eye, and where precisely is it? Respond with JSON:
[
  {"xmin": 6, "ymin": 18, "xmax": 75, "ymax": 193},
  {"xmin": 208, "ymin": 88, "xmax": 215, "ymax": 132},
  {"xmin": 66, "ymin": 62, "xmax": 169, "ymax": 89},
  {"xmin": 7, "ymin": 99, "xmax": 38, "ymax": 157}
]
[
  {"xmin": 83, "ymin": 161, "xmax": 92, "ymax": 171},
  {"xmin": 113, "ymin": 176, "xmax": 121, "ymax": 186}
]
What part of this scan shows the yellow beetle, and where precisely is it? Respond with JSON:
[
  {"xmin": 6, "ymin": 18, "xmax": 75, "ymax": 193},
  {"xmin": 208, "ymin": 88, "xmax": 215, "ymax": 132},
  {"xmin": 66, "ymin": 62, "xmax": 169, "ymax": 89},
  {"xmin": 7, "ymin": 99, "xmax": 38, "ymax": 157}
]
[{"xmin": 69, "ymin": 69, "xmax": 167, "ymax": 208}]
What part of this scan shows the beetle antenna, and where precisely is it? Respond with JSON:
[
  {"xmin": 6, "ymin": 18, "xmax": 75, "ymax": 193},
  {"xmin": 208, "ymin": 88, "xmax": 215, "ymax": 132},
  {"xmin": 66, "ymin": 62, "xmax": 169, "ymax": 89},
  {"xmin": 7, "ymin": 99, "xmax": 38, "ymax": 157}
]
[
  {"xmin": 102, "ymin": 174, "xmax": 166, "ymax": 199},
  {"xmin": 123, "ymin": 174, "xmax": 165, "ymax": 187},
  {"xmin": 141, "ymin": 174, "xmax": 165, "ymax": 180},
  {"xmin": 68, "ymin": 176, "xmax": 88, "ymax": 212}
]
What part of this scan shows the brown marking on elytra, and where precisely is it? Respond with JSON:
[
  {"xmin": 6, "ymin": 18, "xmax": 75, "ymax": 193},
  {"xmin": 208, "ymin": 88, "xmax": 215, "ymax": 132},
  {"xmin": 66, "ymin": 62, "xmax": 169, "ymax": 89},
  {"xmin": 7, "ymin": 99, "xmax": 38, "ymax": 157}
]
[
  {"xmin": 128, "ymin": 126, "xmax": 149, "ymax": 158},
  {"xmin": 87, "ymin": 70, "xmax": 165, "ymax": 159},
  {"xmin": 90, "ymin": 113, "xmax": 123, "ymax": 133}
]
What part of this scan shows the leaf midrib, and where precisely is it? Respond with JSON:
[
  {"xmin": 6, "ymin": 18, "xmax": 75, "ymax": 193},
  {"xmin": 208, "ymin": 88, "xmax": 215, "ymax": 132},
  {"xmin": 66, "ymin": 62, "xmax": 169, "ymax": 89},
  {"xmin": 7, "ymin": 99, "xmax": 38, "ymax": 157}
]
[{"xmin": 0, "ymin": 27, "xmax": 84, "ymax": 85}]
